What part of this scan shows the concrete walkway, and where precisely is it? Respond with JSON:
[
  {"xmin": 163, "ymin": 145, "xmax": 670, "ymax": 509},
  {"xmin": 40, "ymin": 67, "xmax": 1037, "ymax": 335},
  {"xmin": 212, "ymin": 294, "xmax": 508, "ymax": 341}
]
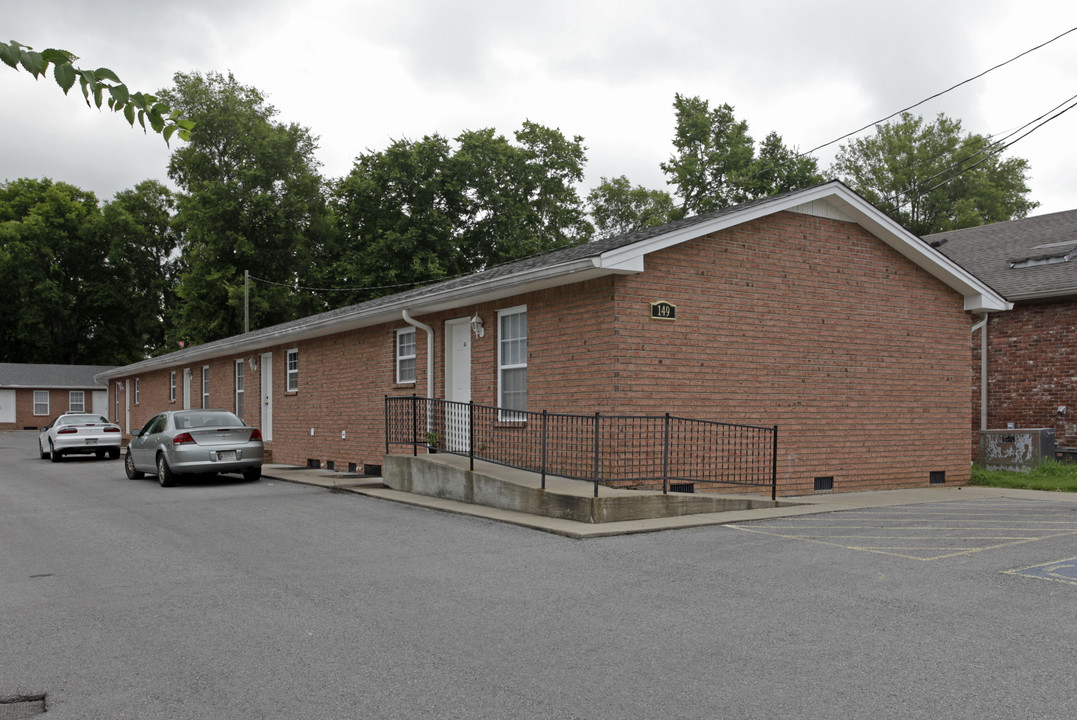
[{"xmin": 259, "ymin": 460, "xmax": 1077, "ymax": 539}]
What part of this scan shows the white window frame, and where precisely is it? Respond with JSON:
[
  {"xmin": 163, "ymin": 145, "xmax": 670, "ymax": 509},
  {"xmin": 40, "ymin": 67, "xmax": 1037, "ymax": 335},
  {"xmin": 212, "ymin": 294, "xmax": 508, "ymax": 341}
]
[
  {"xmin": 134, "ymin": 378, "xmax": 140, "ymax": 405},
  {"xmin": 497, "ymin": 305, "xmax": 527, "ymax": 421},
  {"xmin": 33, "ymin": 390, "xmax": 50, "ymax": 416},
  {"xmin": 235, "ymin": 360, "xmax": 245, "ymax": 417},
  {"xmin": 69, "ymin": 390, "xmax": 85, "ymax": 413},
  {"xmin": 286, "ymin": 348, "xmax": 299, "ymax": 392},
  {"xmin": 201, "ymin": 366, "xmax": 210, "ymax": 409},
  {"xmin": 170, "ymin": 371, "xmax": 177, "ymax": 402},
  {"xmin": 396, "ymin": 328, "xmax": 417, "ymax": 384}
]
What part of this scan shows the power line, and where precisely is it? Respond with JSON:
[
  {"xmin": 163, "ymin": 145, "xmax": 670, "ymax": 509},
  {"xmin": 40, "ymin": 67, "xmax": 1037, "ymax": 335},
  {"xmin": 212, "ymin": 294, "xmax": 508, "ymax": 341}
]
[
  {"xmin": 885, "ymin": 90, "xmax": 1077, "ymax": 211},
  {"xmin": 801, "ymin": 24, "xmax": 1077, "ymax": 159}
]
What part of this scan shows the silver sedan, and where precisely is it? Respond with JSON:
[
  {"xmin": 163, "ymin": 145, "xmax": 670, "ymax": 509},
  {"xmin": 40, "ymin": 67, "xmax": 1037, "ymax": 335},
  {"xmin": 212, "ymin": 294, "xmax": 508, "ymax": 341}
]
[
  {"xmin": 125, "ymin": 409, "xmax": 264, "ymax": 487},
  {"xmin": 38, "ymin": 413, "xmax": 123, "ymax": 462}
]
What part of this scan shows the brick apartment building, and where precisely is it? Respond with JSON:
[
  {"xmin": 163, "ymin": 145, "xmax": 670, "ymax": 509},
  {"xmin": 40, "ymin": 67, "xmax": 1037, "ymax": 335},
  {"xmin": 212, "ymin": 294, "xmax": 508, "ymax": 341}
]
[
  {"xmin": 0, "ymin": 363, "xmax": 113, "ymax": 431},
  {"xmin": 98, "ymin": 182, "xmax": 1007, "ymax": 496},
  {"xmin": 927, "ymin": 209, "xmax": 1077, "ymax": 452}
]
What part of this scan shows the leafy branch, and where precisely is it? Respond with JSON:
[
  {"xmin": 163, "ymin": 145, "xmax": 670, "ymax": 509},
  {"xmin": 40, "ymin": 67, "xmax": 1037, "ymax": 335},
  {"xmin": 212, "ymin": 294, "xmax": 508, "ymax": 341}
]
[{"xmin": 1, "ymin": 40, "xmax": 194, "ymax": 144}]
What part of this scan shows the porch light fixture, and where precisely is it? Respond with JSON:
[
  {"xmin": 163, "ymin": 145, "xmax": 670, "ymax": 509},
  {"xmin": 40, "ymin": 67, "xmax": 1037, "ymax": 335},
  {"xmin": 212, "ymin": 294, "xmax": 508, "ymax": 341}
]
[
  {"xmin": 470, "ymin": 313, "xmax": 485, "ymax": 338},
  {"xmin": 249, "ymin": 357, "xmax": 257, "ymax": 371}
]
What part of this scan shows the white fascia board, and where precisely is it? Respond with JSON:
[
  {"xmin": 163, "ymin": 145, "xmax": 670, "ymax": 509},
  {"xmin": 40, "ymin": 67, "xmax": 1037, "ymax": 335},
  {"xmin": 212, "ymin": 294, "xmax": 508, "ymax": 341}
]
[
  {"xmin": 823, "ymin": 189, "xmax": 1010, "ymax": 312},
  {"xmin": 596, "ymin": 182, "xmax": 1009, "ymax": 313}
]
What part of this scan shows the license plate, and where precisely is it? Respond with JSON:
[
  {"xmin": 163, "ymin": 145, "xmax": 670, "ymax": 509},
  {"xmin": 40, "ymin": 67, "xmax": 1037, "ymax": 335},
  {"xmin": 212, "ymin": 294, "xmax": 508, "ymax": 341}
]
[
  {"xmin": 217, "ymin": 450, "xmax": 237, "ymax": 461},
  {"xmin": 85, "ymin": 438, "xmax": 98, "ymax": 445}
]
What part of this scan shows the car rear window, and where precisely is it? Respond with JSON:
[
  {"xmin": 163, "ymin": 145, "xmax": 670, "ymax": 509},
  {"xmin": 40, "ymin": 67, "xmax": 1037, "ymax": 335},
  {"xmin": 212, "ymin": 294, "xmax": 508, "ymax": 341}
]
[
  {"xmin": 61, "ymin": 414, "xmax": 110, "ymax": 425},
  {"xmin": 174, "ymin": 411, "xmax": 244, "ymax": 429}
]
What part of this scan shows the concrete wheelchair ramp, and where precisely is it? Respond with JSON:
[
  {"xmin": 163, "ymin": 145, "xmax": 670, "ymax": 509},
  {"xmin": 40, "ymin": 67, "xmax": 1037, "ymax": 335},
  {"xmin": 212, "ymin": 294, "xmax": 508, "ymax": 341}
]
[{"xmin": 383, "ymin": 453, "xmax": 786, "ymax": 524}]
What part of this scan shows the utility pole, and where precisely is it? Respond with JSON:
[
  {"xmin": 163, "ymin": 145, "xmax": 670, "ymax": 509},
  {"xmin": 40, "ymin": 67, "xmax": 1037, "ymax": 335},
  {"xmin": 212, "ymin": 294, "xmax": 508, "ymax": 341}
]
[{"xmin": 244, "ymin": 270, "xmax": 249, "ymax": 334}]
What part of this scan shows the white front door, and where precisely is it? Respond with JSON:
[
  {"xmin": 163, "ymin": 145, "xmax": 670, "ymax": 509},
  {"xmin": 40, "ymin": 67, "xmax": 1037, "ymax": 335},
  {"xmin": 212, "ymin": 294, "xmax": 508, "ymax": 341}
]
[
  {"xmin": 182, "ymin": 369, "xmax": 192, "ymax": 410},
  {"xmin": 260, "ymin": 352, "xmax": 274, "ymax": 441},
  {"xmin": 445, "ymin": 318, "xmax": 472, "ymax": 451},
  {"xmin": 0, "ymin": 390, "xmax": 14, "ymax": 424}
]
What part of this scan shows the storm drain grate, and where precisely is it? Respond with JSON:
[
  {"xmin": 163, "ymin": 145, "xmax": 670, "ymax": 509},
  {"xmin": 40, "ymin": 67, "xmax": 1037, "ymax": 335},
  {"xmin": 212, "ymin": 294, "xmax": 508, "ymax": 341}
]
[{"xmin": 0, "ymin": 694, "xmax": 47, "ymax": 718}]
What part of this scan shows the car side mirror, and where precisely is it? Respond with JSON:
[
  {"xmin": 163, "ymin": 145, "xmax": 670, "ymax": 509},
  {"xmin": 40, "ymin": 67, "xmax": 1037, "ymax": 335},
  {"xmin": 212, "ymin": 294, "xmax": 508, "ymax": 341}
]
[{"xmin": 131, "ymin": 429, "xmax": 143, "ymax": 438}]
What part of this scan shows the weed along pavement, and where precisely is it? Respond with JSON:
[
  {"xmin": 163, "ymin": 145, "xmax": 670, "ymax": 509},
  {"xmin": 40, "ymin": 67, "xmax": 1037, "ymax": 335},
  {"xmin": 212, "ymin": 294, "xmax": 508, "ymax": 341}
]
[{"xmin": 3, "ymin": 430, "xmax": 1077, "ymax": 720}]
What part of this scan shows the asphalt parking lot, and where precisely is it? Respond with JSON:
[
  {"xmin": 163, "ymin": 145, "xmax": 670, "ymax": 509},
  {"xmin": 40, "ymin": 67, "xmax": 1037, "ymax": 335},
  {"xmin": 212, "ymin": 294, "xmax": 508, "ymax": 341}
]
[
  {"xmin": 729, "ymin": 496, "xmax": 1077, "ymax": 564},
  {"xmin": 5, "ymin": 430, "xmax": 1077, "ymax": 719}
]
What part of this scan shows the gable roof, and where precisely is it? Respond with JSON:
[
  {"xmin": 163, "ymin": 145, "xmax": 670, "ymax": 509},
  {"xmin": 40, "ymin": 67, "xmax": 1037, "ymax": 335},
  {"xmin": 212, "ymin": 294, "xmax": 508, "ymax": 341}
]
[
  {"xmin": 925, "ymin": 209, "xmax": 1077, "ymax": 301},
  {"xmin": 99, "ymin": 181, "xmax": 1007, "ymax": 380},
  {"xmin": 0, "ymin": 363, "xmax": 114, "ymax": 389}
]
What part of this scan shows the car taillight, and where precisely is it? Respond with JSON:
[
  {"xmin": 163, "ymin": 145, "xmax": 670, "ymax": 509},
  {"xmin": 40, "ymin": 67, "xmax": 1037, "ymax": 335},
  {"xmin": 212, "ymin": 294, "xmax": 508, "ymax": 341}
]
[
  {"xmin": 172, "ymin": 432, "xmax": 195, "ymax": 445},
  {"xmin": 250, "ymin": 428, "xmax": 263, "ymax": 441},
  {"xmin": 58, "ymin": 428, "xmax": 77, "ymax": 434},
  {"xmin": 104, "ymin": 427, "xmax": 120, "ymax": 433}
]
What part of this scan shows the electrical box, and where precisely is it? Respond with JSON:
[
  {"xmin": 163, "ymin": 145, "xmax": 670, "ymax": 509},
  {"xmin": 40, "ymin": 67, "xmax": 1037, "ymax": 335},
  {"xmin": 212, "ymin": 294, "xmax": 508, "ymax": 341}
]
[{"xmin": 977, "ymin": 428, "xmax": 1056, "ymax": 471}]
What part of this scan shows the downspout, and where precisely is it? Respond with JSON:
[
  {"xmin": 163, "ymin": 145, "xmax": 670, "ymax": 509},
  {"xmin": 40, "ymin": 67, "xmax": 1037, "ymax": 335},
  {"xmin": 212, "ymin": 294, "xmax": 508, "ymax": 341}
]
[
  {"xmin": 402, "ymin": 310, "xmax": 434, "ymax": 400},
  {"xmin": 971, "ymin": 313, "xmax": 989, "ymax": 431}
]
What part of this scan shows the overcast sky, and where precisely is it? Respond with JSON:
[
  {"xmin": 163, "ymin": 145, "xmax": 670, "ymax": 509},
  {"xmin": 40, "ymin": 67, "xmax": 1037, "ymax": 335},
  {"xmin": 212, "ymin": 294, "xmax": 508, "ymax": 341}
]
[{"xmin": 5, "ymin": 1, "xmax": 1077, "ymax": 218}]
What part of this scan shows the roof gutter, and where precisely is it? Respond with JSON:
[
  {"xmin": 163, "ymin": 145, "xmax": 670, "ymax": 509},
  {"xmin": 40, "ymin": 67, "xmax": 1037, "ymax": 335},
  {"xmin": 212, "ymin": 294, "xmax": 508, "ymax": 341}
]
[
  {"xmin": 402, "ymin": 309, "xmax": 434, "ymax": 401},
  {"xmin": 971, "ymin": 313, "xmax": 989, "ymax": 431}
]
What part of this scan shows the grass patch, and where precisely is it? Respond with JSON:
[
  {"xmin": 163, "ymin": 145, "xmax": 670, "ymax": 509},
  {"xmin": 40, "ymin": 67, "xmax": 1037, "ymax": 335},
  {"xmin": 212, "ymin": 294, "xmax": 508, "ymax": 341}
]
[{"xmin": 970, "ymin": 458, "xmax": 1077, "ymax": 492}]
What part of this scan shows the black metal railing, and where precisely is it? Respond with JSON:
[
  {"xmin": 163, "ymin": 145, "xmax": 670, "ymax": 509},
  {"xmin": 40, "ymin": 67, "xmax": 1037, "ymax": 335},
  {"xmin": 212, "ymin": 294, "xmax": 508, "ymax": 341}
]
[{"xmin": 384, "ymin": 396, "xmax": 778, "ymax": 500}]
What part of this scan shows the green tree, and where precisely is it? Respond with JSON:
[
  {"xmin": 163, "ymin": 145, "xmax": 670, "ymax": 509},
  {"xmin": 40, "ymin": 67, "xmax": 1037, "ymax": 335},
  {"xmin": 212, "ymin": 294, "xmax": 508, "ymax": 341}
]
[
  {"xmin": 0, "ymin": 178, "xmax": 158, "ymax": 364},
  {"xmin": 1, "ymin": 40, "xmax": 193, "ymax": 143},
  {"xmin": 830, "ymin": 112, "xmax": 1037, "ymax": 236},
  {"xmin": 325, "ymin": 121, "xmax": 592, "ymax": 305},
  {"xmin": 453, "ymin": 122, "xmax": 592, "ymax": 267},
  {"xmin": 100, "ymin": 181, "xmax": 180, "ymax": 355},
  {"xmin": 586, "ymin": 175, "xmax": 676, "ymax": 238},
  {"xmin": 161, "ymin": 71, "xmax": 328, "ymax": 344},
  {"xmin": 739, "ymin": 131, "xmax": 825, "ymax": 201},
  {"xmin": 659, "ymin": 94, "xmax": 823, "ymax": 214},
  {"xmin": 325, "ymin": 134, "xmax": 466, "ymax": 306}
]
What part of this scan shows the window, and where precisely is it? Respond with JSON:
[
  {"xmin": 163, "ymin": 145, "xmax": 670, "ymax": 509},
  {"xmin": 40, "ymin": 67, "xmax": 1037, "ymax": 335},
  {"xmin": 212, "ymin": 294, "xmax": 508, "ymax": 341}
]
[
  {"xmin": 286, "ymin": 349, "xmax": 299, "ymax": 392},
  {"xmin": 396, "ymin": 328, "xmax": 416, "ymax": 384},
  {"xmin": 33, "ymin": 390, "xmax": 49, "ymax": 416},
  {"xmin": 134, "ymin": 378, "xmax": 140, "ymax": 405},
  {"xmin": 235, "ymin": 360, "xmax": 245, "ymax": 417},
  {"xmin": 69, "ymin": 390, "xmax": 85, "ymax": 413},
  {"xmin": 170, "ymin": 371, "xmax": 176, "ymax": 402},
  {"xmin": 202, "ymin": 366, "xmax": 210, "ymax": 409},
  {"xmin": 498, "ymin": 306, "xmax": 527, "ymax": 420}
]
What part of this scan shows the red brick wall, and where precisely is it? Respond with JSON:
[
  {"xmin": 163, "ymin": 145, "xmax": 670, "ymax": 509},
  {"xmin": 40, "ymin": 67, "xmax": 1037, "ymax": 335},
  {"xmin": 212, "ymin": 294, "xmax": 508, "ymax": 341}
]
[
  {"xmin": 104, "ymin": 210, "xmax": 977, "ymax": 495},
  {"xmin": 973, "ymin": 298, "xmax": 1077, "ymax": 449},
  {"xmin": 605, "ymin": 211, "xmax": 973, "ymax": 495}
]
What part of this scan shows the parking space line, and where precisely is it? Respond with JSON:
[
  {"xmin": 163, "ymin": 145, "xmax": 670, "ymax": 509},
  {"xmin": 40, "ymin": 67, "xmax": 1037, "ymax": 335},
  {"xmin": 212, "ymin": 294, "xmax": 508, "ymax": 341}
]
[{"xmin": 727, "ymin": 498, "xmax": 1077, "ymax": 561}]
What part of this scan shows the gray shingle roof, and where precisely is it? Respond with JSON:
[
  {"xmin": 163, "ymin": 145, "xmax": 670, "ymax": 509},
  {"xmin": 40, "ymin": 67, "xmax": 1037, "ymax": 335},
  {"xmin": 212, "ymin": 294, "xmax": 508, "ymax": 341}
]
[
  {"xmin": 925, "ymin": 210, "xmax": 1077, "ymax": 301},
  {"xmin": 106, "ymin": 190, "xmax": 789, "ymax": 375},
  {"xmin": 0, "ymin": 363, "xmax": 114, "ymax": 389}
]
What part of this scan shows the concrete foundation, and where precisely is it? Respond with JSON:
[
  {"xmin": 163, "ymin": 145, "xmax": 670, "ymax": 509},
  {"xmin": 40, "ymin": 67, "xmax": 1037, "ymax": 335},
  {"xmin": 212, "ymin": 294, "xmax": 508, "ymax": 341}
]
[{"xmin": 383, "ymin": 453, "xmax": 784, "ymax": 524}]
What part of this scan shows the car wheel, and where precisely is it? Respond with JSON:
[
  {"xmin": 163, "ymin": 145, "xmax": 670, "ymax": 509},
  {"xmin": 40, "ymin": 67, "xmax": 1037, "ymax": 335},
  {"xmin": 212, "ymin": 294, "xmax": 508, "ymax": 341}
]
[
  {"xmin": 125, "ymin": 450, "xmax": 145, "ymax": 479},
  {"xmin": 108, "ymin": 447, "xmax": 121, "ymax": 460},
  {"xmin": 157, "ymin": 454, "xmax": 178, "ymax": 487},
  {"xmin": 49, "ymin": 441, "xmax": 62, "ymax": 463},
  {"xmin": 242, "ymin": 465, "xmax": 262, "ymax": 482}
]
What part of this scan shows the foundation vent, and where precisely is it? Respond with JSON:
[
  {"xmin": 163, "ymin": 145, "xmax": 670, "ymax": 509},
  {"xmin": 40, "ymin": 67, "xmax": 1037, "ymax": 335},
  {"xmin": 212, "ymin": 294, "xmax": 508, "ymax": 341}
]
[{"xmin": 814, "ymin": 476, "xmax": 834, "ymax": 492}]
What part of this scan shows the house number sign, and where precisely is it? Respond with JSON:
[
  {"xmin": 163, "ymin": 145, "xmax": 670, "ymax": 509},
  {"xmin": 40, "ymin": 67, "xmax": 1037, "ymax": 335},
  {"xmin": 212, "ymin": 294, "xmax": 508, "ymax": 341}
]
[{"xmin": 650, "ymin": 301, "xmax": 676, "ymax": 320}]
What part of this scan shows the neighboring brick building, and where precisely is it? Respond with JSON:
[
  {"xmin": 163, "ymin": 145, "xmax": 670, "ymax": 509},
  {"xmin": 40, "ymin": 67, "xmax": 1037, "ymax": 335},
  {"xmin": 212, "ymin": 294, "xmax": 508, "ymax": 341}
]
[
  {"xmin": 0, "ymin": 363, "xmax": 114, "ymax": 430},
  {"xmin": 99, "ymin": 182, "xmax": 1006, "ymax": 495},
  {"xmin": 927, "ymin": 210, "xmax": 1077, "ymax": 452}
]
